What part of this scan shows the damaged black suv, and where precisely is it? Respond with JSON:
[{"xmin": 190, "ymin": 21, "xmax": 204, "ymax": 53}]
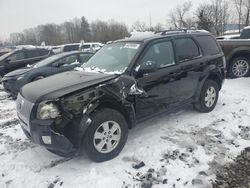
[{"xmin": 16, "ymin": 30, "xmax": 226, "ymax": 162}]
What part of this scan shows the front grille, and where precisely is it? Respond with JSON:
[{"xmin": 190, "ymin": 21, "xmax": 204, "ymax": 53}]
[{"xmin": 16, "ymin": 94, "xmax": 34, "ymax": 131}]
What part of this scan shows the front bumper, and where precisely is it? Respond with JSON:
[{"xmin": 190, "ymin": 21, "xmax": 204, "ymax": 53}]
[{"xmin": 16, "ymin": 94, "xmax": 78, "ymax": 157}]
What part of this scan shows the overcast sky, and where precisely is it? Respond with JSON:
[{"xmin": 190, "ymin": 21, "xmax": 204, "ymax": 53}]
[{"xmin": 0, "ymin": 0, "xmax": 206, "ymax": 40}]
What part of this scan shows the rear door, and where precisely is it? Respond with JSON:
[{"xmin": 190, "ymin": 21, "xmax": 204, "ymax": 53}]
[
  {"xmin": 171, "ymin": 37, "xmax": 205, "ymax": 102},
  {"xmin": 25, "ymin": 50, "xmax": 42, "ymax": 65}
]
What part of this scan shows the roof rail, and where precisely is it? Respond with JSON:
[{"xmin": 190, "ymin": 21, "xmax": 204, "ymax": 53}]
[{"xmin": 155, "ymin": 29, "xmax": 209, "ymax": 35}]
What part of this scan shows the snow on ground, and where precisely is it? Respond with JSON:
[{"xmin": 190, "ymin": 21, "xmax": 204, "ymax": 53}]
[{"xmin": 0, "ymin": 78, "xmax": 250, "ymax": 188}]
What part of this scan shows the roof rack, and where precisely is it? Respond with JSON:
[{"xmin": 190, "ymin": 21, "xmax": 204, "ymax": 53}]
[{"xmin": 155, "ymin": 29, "xmax": 209, "ymax": 36}]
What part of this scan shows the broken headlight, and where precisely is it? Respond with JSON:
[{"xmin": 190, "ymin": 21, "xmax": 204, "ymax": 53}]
[{"xmin": 37, "ymin": 101, "xmax": 61, "ymax": 120}]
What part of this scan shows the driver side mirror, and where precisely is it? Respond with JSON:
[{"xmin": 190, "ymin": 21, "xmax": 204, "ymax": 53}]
[{"xmin": 137, "ymin": 61, "xmax": 157, "ymax": 75}]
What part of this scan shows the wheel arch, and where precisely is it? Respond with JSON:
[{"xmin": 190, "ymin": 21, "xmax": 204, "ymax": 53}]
[
  {"xmin": 195, "ymin": 70, "xmax": 223, "ymax": 101},
  {"xmin": 88, "ymin": 97, "xmax": 136, "ymax": 130}
]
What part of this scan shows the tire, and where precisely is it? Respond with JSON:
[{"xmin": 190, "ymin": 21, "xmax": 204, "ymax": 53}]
[
  {"xmin": 82, "ymin": 108, "xmax": 128, "ymax": 162},
  {"xmin": 194, "ymin": 80, "xmax": 219, "ymax": 113},
  {"xmin": 228, "ymin": 57, "xmax": 250, "ymax": 78}
]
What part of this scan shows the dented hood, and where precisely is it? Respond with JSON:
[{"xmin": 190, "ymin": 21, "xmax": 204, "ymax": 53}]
[{"xmin": 20, "ymin": 71, "xmax": 117, "ymax": 103}]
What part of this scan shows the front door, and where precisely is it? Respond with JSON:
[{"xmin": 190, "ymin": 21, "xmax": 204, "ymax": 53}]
[{"xmin": 134, "ymin": 40, "xmax": 182, "ymax": 119}]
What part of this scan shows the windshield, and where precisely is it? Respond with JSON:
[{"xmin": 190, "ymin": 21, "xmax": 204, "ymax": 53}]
[
  {"xmin": 0, "ymin": 51, "xmax": 13, "ymax": 61},
  {"xmin": 35, "ymin": 54, "xmax": 63, "ymax": 67},
  {"xmin": 81, "ymin": 42, "xmax": 141, "ymax": 74}
]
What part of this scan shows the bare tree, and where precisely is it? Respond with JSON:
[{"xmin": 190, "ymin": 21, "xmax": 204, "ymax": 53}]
[
  {"xmin": 131, "ymin": 21, "xmax": 148, "ymax": 32},
  {"xmin": 196, "ymin": 4, "xmax": 214, "ymax": 31},
  {"xmin": 154, "ymin": 23, "xmax": 165, "ymax": 31},
  {"xmin": 234, "ymin": 0, "xmax": 244, "ymax": 32},
  {"xmin": 168, "ymin": 1, "xmax": 193, "ymax": 28}
]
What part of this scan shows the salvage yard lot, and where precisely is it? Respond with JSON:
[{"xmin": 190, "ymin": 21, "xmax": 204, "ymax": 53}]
[{"xmin": 0, "ymin": 78, "xmax": 250, "ymax": 188}]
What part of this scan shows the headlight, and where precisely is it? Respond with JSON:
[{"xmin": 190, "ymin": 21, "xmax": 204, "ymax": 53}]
[
  {"xmin": 17, "ymin": 75, "xmax": 24, "ymax": 80},
  {"xmin": 37, "ymin": 101, "xmax": 61, "ymax": 120}
]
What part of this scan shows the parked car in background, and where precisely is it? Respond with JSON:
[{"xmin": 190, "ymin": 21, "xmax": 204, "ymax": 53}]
[
  {"xmin": 0, "ymin": 48, "xmax": 53, "ymax": 81},
  {"xmin": 216, "ymin": 26, "xmax": 250, "ymax": 40},
  {"xmin": 2, "ymin": 51, "xmax": 93, "ymax": 97},
  {"xmin": 216, "ymin": 34, "xmax": 240, "ymax": 40},
  {"xmin": 79, "ymin": 42, "xmax": 104, "ymax": 52},
  {"xmin": 218, "ymin": 39, "xmax": 250, "ymax": 78},
  {"xmin": 16, "ymin": 30, "xmax": 226, "ymax": 162},
  {"xmin": 53, "ymin": 43, "xmax": 80, "ymax": 54}
]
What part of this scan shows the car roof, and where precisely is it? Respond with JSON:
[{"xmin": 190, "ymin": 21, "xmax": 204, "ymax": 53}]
[{"xmin": 116, "ymin": 29, "xmax": 211, "ymax": 43}]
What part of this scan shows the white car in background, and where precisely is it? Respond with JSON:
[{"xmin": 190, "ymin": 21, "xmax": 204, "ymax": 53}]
[{"xmin": 79, "ymin": 42, "xmax": 104, "ymax": 52}]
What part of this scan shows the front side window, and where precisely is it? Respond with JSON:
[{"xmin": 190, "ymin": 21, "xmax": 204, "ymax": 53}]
[
  {"xmin": 140, "ymin": 41, "xmax": 175, "ymax": 68},
  {"xmin": 175, "ymin": 38, "xmax": 200, "ymax": 62},
  {"xmin": 7, "ymin": 51, "xmax": 25, "ymax": 62},
  {"xmin": 55, "ymin": 54, "xmax": 79, "ymax": 67},
  {"xmin": 81, "ymin": 42, "xmax": 141, "ymax": 74},
  {"xmin": 79, "ymin": 54, "xmax": 93, "ymax": 63}
]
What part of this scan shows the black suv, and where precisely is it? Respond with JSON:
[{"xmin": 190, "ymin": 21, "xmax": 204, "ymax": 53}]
[
  {"xmin": 0, "ymin": 48, "xmax": 52, "ymax": 81},
  {"xmin": 16, "ymin": 30, "xmax": 226, "ymax": 162}
]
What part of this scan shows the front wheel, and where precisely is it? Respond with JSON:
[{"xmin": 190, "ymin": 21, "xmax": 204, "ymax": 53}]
[
  {"xmin": 82, "ymin": 108, "xmax": 128, "ymax": 162},
  {"xmin": 228, "ymin": 57, "xmax": 250, "ymax": 78},
  {"xmin": 194, "ymin": 80, "xmax": 219, "ymax": 113}
]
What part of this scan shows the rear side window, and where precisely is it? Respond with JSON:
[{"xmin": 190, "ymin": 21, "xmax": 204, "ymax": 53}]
[
  {"xmin": 26, "ymin": 50, "xmax": 40, "ymax": 58},
  {"xmin": 64, "ymin": 45, "xmax": 79, "ymax": 52},
  {"xmin": 196, "ymin": 36, "xmax": 221, "ymax": 55},
  {"xmin": 241, "ymin": 28, "xmax": 250, "ymax": 39},
  {"xmin": 39, "ymin": 50, "xmax": 49, "ymax": 56},
  {"xmin": 82, "ymin": 45, "xmax": 91, "ymax": 49},
  {"xmin": 175, "ymin": 38, "xmax": 200, "ymax": 62}
]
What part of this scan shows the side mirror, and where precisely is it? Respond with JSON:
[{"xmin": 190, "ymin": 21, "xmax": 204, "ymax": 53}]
[
  {"xmin": 5, "ymin": 59, "xmax": 10, "ymax": 63},
  {"xmin": 137, "ymin": 61, "xmax": 157, "ymax": 75}
]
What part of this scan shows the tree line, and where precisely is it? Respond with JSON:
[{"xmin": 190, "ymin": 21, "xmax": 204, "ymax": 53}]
[
  {"xmin": 1, "ymin": 0, "xmax": 250, "ymax": 46},
  {"xmin": 5, "ymin": 17, "xmax": 130, "ymax": 46}
]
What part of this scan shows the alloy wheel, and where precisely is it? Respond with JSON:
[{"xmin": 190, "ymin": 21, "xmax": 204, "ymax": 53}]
[
  {"xmin": 93, "ymin": 121, "xmax": 121, "ymax": 154},
  {"xmin": 232, "ymin": 59, "xmax": 249, "ymax": 77},
  {"xmin": 204, "ymin": 86, "xmax": 217, "ymax": 108}
]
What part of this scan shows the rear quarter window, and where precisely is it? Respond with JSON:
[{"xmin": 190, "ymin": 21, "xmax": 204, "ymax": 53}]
[{"xmin": 196, "ymin": 36, "xmax": 221, "ymax": 55}]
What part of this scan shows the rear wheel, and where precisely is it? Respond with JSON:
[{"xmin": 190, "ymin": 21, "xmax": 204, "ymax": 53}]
[
  {"xmin": 82, "ymin": 108, "xmax": 128, "ymax": 162},
  {"xmin": 194, "ymin": 80, "xmax": 219, "ymax": 113},
  {"xmin": 228, "ymin": 57, "xmax": 250, "ymax": 78}
]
